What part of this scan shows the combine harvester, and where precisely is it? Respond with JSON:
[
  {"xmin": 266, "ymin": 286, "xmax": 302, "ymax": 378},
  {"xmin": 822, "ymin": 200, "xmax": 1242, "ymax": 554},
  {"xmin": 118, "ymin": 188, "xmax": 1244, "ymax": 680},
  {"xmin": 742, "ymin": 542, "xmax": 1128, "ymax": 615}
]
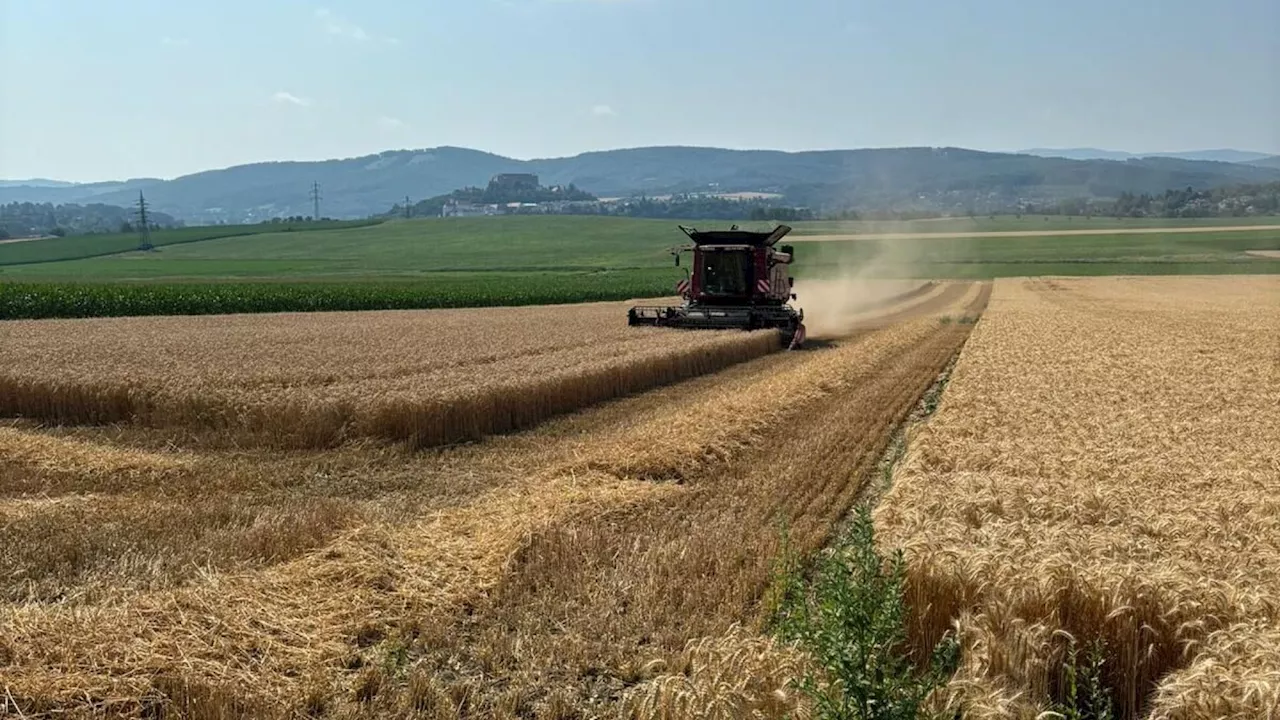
[{"xmin": 628, "ymin": 224, "xmax": 807, "ymax": 349}]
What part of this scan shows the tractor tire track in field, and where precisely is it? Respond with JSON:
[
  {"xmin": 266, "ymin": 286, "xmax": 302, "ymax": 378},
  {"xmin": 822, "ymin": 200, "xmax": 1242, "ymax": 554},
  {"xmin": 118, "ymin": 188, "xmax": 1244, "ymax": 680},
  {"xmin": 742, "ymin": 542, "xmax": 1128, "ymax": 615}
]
[{"xmin": 389, "ymin": 283, "xmax": 993, "ymax": 716}]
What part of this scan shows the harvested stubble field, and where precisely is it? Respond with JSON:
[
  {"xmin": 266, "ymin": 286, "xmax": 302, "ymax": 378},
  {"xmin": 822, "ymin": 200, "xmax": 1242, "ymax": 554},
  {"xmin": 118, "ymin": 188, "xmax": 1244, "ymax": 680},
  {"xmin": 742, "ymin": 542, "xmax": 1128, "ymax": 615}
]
[
  {"xmin": 0, "ymin": 280, "xmax": 988, "ymax": 717},
  {"xmin": 875, "ymin": 275, "xmax": 1280, "ymax": 718}
]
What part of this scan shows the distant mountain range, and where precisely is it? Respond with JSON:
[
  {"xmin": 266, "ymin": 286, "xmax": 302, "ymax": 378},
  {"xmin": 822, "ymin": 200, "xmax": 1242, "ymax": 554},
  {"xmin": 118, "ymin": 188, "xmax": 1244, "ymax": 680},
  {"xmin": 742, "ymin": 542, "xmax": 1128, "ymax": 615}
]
[
  {"xmin": 1019, "ymin": 148, "xmax": 1277, "ymax": 164},
  {"xmin": 4, "ymin": 146, "xmax": 1279, "ymax": 222},
  {"xmin": 0, "ymin": 179, "xmax": 81, "ymax": 189},
  {"xmin": 0, "ymin": 178, "xmax": 163, "ymax": 202}
]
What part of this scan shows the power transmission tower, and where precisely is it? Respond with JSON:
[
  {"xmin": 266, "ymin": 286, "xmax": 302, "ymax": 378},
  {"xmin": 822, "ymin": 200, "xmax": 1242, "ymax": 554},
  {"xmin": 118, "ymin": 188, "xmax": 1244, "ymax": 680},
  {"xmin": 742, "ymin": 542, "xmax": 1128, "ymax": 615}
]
[
  {"xmin": 136, "ymin": 191, "xmax": 154, "ymax": 251},
  {"xmin": 309, "ymin": 182, "xmax": 322, "ymax": 221},
  {"xmin": 404, "ymin": 195, "xmax": 411, "ymax": 219}
]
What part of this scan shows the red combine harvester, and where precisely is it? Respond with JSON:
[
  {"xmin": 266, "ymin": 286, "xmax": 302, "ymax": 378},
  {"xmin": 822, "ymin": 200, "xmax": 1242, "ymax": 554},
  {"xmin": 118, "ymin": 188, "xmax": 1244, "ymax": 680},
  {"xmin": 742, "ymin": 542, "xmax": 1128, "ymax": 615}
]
[{"xmin": 627, "ymin": 224, "xmax": 807, "ymax": 349}]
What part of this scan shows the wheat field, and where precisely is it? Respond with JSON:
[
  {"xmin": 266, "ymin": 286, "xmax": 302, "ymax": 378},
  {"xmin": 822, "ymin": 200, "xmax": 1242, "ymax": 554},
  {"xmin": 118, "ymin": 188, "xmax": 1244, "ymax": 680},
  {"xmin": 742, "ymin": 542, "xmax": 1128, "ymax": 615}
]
[
  {"xmin": 0, "ymin": 282, "xmax": 986, "ymax": 717},
  {"xmin": 0, "ymin": 300, "xmax": 789, "ymax": 449},
  {"xmin": 10, "ymin": 275, "xmax": 1269, "ymax": 718},
  {"xmin": 0, "ymin": 283, "xmax": 943, "ymax": 451},
  {"xmin": 875, "ymin": 275, "xmax": 1280, "ymax": 718}
]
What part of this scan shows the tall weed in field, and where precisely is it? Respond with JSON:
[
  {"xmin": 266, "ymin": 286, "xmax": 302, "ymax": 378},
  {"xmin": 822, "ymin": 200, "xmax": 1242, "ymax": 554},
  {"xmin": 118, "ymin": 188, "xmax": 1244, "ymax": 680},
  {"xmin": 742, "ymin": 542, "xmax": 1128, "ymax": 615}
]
[
  {"xmin": 1050, "ymin": 638, "xmax": 1115, "ymax": 720},
  {"xmin": 771, "ymin": 505, "xmax": 959, "ymax": 720}
]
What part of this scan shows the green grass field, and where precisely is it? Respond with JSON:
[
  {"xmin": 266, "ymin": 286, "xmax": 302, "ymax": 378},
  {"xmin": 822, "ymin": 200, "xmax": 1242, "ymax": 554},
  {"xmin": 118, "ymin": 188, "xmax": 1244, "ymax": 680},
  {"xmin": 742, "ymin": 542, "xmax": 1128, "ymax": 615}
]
[{"xmin": 1, "ymin": 215, "xmax": 1277, "ymax": 318}]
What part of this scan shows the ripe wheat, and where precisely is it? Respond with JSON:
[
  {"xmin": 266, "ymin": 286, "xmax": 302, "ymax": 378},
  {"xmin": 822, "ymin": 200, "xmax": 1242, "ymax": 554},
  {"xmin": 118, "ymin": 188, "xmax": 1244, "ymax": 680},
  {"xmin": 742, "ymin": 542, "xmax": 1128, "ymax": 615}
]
[
  {"xmin": 0, "ymin": 301, "xmax": 782, "ymax": 449},
  {"xmin": 0, "ymin": 282, "xmax": 973, "ymax": 716},
  {"xmin": 875, "ymin": 275, "xmax": 1280, "ymax": 718}
]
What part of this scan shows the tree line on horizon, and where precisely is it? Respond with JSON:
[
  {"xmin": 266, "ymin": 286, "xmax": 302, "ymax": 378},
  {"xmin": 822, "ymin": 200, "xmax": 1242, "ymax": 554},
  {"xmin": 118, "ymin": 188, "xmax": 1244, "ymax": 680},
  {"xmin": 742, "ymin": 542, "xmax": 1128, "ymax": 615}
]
[{"xmin": 0, "ymin": 202, "xmax": 181, "ymax": 240}]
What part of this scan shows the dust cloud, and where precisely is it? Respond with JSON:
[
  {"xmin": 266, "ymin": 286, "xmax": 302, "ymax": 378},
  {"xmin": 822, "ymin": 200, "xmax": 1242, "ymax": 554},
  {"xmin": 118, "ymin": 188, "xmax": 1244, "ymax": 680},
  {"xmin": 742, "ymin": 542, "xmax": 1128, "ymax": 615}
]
[{"xmin": 790, "ymin": 225, "xmax": 958, "ymax": 339}]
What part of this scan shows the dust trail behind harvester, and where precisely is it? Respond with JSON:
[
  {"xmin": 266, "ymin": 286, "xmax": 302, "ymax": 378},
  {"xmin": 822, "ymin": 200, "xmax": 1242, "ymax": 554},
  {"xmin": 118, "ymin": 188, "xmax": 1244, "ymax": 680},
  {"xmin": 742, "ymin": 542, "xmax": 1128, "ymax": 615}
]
[{"xmin": 791, "ymin": 229, "xmax": 936, "ymax": 339}]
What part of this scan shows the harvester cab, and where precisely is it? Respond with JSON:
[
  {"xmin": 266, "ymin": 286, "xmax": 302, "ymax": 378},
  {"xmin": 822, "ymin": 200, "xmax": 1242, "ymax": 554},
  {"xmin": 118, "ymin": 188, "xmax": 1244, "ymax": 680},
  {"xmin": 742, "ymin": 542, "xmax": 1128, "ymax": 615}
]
[{"xmin": 627, "ymin": 224, "xmax": 807, "ymax": 349}]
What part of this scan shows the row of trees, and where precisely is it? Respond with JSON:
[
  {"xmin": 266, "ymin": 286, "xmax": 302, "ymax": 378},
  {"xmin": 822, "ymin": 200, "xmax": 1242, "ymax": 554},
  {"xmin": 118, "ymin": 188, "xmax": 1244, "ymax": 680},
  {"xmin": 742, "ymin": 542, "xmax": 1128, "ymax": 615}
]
[
  {"xmin": 259, "ymin": 215, "xmax": 336, "ymax": 224},
  {"xmin": 747, "ymin": 205, "xmax": 817, "ymax": 222},
  {"xmin": 0, "ymin": 201, "xmax": 179, "ymax": 239},
  {"xmin": 1020, "ymin": 182, "xmax": 1280, "ymax": 219}
]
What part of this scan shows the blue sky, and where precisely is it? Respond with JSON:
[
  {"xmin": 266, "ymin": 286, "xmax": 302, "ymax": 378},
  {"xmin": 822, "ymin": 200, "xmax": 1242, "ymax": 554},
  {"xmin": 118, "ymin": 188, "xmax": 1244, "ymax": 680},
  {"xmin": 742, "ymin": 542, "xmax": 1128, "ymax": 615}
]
[{"xmin": 2, "ymin": 0, "xmax": 1277, "ymax": 181}]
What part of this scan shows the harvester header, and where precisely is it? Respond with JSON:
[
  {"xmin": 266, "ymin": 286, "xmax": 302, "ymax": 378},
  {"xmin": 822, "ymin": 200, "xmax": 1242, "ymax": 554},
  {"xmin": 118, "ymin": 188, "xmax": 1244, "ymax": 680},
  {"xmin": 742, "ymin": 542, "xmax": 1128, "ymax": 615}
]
[{"xmin": 628, "ymin": 223, "xmax": 806, "ymax": 349}]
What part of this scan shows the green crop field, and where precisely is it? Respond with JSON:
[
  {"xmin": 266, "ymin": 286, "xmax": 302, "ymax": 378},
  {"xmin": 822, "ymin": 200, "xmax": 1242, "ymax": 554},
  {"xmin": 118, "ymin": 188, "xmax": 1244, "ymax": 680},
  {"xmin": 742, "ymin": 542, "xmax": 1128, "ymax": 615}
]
[
  {"xmin": 0, "ymin": 270, "xmax": 673, "ymax": 320},
  {"xmin": 0, "ymin": 220, "xmax": 379, "ymax": 266},
  {"xmin": 1, "ymin": 215, "xmax": 1277, "ymax": 318},
  {"xmin": 0, "ymin": 217, "xmax": 682, "ymax": 281}
]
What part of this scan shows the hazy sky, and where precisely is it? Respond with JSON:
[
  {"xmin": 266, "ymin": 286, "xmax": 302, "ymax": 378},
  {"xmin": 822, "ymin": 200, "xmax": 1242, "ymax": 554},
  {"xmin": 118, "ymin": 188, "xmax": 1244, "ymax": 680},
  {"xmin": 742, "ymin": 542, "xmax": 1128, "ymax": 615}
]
[{"xmin": 2, "ymin": 0, "xmax": 1277, "ymax": 182}]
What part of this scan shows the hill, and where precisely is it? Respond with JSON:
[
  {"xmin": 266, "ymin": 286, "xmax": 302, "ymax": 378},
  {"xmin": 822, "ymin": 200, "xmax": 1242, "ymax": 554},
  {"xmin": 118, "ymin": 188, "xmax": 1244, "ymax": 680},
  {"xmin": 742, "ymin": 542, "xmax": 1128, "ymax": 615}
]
[
  {"xmin": 0, "ymin": 178, "xmax": 163, "ymax": 204},
  {"xmin": 0, "ymin": 179, "xmax": 80, "ymax": 189},
  {"xmin": 5, "ymin": 147, "xmax": 1280, "ymax": 222}
]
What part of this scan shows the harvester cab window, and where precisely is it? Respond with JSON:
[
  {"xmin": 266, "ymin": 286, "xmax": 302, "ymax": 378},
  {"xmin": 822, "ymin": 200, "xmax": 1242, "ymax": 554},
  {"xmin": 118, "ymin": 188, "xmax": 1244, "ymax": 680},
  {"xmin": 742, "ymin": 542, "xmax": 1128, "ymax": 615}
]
[{"xmin": 701, "ymin": 250, "xmax": 750, "ymax": 296}]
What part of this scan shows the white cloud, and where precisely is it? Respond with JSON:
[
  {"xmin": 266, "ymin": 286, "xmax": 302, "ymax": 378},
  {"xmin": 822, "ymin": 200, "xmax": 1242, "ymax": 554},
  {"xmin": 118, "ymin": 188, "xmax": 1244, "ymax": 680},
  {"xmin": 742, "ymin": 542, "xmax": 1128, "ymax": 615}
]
[
  {"xmin": 377, "ymin": 116, "xmax": 408, "ymax": 130},
  {"xmin": 315, "ymin": 8, "xmax": 369, "ymax": 41},
  {"xmin": 591, "ymin": 104, "xmax": 618, "ymax": 117},
  {"xmin": 161, "ymin": 36, "xmax": 190, "ymax": 47},
  {"xmin": 272, "ymin": 91, "xmax": 312, "ymax": 107}
]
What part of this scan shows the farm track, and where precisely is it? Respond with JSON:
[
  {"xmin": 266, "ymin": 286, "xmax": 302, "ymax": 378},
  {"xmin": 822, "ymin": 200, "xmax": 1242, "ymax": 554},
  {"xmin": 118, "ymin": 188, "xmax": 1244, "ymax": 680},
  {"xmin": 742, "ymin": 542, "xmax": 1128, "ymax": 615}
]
[
  {"xmin": 792, "ymin": 223, "xmax": 1280, "ymax": 242},
  {"xmin": 0, "ymin": 282, "xmax": 988, "ymax": 717}
]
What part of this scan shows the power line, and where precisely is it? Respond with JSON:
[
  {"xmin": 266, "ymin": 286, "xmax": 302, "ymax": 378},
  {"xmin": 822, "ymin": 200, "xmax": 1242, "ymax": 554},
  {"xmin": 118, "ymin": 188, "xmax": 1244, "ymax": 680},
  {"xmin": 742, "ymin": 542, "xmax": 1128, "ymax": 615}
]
[
  {"xmin": 309, "ymin": 181, "xmax": 322, "ymax": 221},
  {"xmin": 136, "ymin": 191, "xmax": 153, "ymax": 251},
  {"xmin": 404, "ymin": 195, "xmax": 411, "ymax": 219}
]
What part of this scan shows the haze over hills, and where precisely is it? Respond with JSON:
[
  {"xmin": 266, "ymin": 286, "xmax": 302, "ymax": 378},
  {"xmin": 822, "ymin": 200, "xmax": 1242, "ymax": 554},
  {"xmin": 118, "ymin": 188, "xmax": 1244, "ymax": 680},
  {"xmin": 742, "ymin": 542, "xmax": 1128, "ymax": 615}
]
[
  {"xmin": 4, "ymin": 146, "xmax": 1280, "ymax": 223},
  {"xmin": 0, "ymin": 179, "xmax": 82, "ymax": 189},
  {"xmin": 1019, "ymin": 148, "xmax": 1277, "ymax": 164},
  {"xmin": 0, "ymin": 179, "xmax": 165, "ymax": 204}
]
